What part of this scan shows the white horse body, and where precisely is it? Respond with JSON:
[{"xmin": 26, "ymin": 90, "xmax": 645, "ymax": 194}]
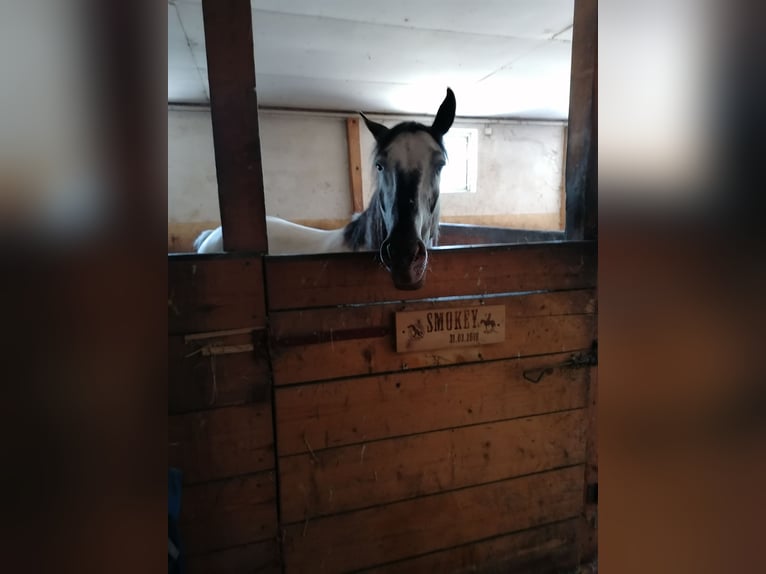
[{"xmin": 195, "ymin": 216, "xmax": 351, "ymax": 255}]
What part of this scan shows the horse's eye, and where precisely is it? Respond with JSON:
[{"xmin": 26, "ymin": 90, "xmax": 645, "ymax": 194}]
[{"xmin": 376, "ymin": 162, "xmax": 384, "ymax": 172}]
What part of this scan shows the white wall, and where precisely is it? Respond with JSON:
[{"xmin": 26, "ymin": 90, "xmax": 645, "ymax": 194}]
[
  {"xmin": 359, "ymin": 115, "xmax": 566, "ymax": 228},
  {"xmin": 168, "ymin": 108, "xmax": 350, "ymax": 226},
  {"xmin": 260, "ymin": 112, "xmax": 352, "ymax": 221},
  {"xmin": 168, "ymin": 107, "xmax": 566, "ymax": 247},
  {"xmin": 168, "ymin": 108, "xmax": 220, "ymax": 224}
]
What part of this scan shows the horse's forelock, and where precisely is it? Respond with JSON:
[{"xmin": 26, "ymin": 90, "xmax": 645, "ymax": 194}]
[{"xmin": 373, "ymin": 122, "xmax": 446, "ymax": 158}]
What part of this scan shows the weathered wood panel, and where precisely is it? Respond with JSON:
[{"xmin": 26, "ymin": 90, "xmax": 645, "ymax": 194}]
[
  {"xmin": 186, "ymin": 539, "xmax": 280, "ymax": 574},
  {"xmin": 201, "ymin": 0, "xmax": 268, "ymax": 252},
  {"xmin": 276, "ymin": 352, "xmax": 589, "ymax": 456},
  {"xmin": 169, "ymin": 331, "xmax": 270, "ymax": 414},
  {"xmin": 182, "ymin": 472, "xmax": 277, "ymax": 555},
  {"xmin": 280, "ymin": 410, "xmax": 586, "ymax": 522},
  {"xmin": 283, "ymin": 466, "xmax": 584, "ymax": 573},
  {"xmin": 270, "ymin": 289, "xmax": 596, "ymax": 384},
  {"xmin": 346, "ymin": 117, "xmax": 364, "ymax": 212},
  {"xmin": 169, "ymin": 404, "xmax": 274, "ymax": 484},
  {"xmin": 168, "ymin": 256, "xmax": 266, "ymax": 334},
  {"xmin": 363, "ymin": 519, "xmax": 579, "ymax": 574},
  {"xmin": 565, "ymin": 0, "xmax": 597, "ymax": 240},
  {"xmin": 265, "ymin": 241, "xmax": 595, "ymax": 310}
]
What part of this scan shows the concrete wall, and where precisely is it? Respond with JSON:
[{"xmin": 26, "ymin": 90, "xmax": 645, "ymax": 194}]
[{"xmin": 168, "ymin": 107, "xmax": 566, "ymax": 251}]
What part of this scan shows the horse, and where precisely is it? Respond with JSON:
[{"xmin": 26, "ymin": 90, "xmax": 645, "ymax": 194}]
[{"xmin": 194, "ymin": 88, "xmax": 456, "ymax": 290}]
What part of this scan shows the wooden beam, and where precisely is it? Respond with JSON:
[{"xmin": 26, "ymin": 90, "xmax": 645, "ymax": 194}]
[
  {"xmin": 201, "ymin": 0, "xmax": 268, "ymax": 252},
  {"xmin": 565, "ymin": 0, "xmax": 597, "ymax": 240},
  {"xmin": 264, "ymin": 242, "xmax": 596, "ymax": 310},
  {"xmin": 346, "ymin": 117, "xmax": 364, "ymax": 213},
  {"xmin": 560, "ymin": 126, "xmax": 569, "ymax": 231}
]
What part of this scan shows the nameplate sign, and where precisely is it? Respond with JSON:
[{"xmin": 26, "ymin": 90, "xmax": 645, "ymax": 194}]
[{"xmin": 395, "ymin": 305, "xmax": 505, "ymax": 353}]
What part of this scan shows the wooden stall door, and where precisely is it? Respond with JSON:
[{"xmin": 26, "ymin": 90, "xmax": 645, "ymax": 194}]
[{"xmin": 266, "ymin": 241, "xmax": 597, "ymax": 573}]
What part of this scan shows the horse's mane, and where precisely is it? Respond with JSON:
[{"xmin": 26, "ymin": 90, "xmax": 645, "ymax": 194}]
[{"xmin": 343, "ymin": 201, "xmax": 386, "ymax": 250}]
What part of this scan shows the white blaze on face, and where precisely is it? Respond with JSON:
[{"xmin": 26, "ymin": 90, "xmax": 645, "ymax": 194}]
[{"xmin": 385, "ymin": 131, "xmax": 444, "ymax": 244}]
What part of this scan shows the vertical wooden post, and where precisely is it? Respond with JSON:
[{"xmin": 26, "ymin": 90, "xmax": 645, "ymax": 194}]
[
  {"xmin": 201, "ymin": 0, "xmax": 268, "ymax": 252},
  {"xmin": 564, "ymin": 0, "xmax": 597, "ymax": 240},
  {"xmin": 346, "ymin": 117, "xmax": 364, "ymax": 213},
  {"xmin": 559, "ymin": 126, "xmax": 569, "ymax": 231}
]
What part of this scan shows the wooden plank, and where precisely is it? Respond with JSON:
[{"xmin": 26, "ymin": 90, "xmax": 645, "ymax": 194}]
[
  {"xmin": 580, "ymin": 366, "xmax": 598, "ymax": 564},
  {"xmin": 559, "ymin": 126, "xmax": 568, "ymax": 231},
  {"xmin": 186, "ymin": 539, "xmax": 280, "ymax": 574},
  {"xmin": 275, "ymin": 351, "xmax": 589, "ymax": 456},
  {"xmin": 201, "ymin": 0, "xmax": 268, "ymax": 252},
  {"xmin": 265, "ymin": 241, "xmax": 595, "ymax": 310},
  {"xmin": 168, "ymin": 256, "xmax": 266, "ymax": 334},
  {"xmin": 181, "ymin": 472, "xmax": 277, "ymax": 555},
  {"xmin": 363, "ymin": 519, "xmax": 579, "ymax": 574},
  {"xmin": 169, "ymin": 404, "xmax": 274, "ymax": 484},
  {"xmin": 270, "ymin": 290, "xmax": 596, "ymax": 384},
  {"xmin": 279, "ymin": 410, "xmax": 586, "ymax": 522},
  {"xmin": 586, "ymin": 367, "xmax": 598, "ymax": 485},
  {"xmin": 169, "ymin": 330, "xmax": 271, "ymax": 414},
  {"xmin": 346, "ymin": 117, "xmax": 364, "ymax": 213},
  {"xmin": 273, "ymin": 313, "xmax": 592, "ymax": 385},
  {"xmin": 565, "ymin": 0, "xmax": 597, "ymax": 240},
  {"xmin": 282, "ymin": 466, "xmax": 584, "ymax": 573}
]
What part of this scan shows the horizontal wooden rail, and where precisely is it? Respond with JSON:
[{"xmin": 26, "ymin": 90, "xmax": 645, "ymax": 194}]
[{"xmin": 265, "ymin": 241, "xmax": 596, "ymax": 310}]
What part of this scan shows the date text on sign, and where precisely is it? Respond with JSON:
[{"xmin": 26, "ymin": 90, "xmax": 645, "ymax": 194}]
[{"xmin": 395, "ymin": 305, "xmax": 506, "ymax": 353}]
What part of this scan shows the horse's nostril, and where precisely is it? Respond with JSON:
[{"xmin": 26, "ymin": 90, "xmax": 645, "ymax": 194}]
[{"xmin": 413, "ymin": 241, "xmax": 427, "ymax": 264}]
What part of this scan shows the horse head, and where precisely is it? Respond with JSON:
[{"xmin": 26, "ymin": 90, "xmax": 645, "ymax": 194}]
[{"xmin": 360, "ymin": 88, "xmax": 456, "ymax": 290}]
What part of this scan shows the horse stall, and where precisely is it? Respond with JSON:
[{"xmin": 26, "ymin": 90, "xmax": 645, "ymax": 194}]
[{"xmin": 169, "ymin": 1, "xmax": 597, "ymax": 572}]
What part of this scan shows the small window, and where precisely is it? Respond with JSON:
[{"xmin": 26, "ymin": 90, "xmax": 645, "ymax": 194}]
[{"xmin": 441, "ymin": 128, "xmax": 478, "ymax": 194}]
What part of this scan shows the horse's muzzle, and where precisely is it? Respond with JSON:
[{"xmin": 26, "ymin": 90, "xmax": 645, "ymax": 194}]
[{"xmin": 382, "ymin": 238, "xmax": 428, "ymax": 290}]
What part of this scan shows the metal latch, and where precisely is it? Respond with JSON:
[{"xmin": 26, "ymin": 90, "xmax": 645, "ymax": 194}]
[{"xmin": 522, "ymin": 343, "xmax": 597, "ymax": 383}]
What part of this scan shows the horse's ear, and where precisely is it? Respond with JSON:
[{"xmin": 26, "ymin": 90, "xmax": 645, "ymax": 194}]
[
  {"xmin": 360, "ymin": 112, "xmax": 389, "ymax": 142},
  {"xmin": 431, "ymin": 87, "xmax": 456, "ymax": 136}
]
